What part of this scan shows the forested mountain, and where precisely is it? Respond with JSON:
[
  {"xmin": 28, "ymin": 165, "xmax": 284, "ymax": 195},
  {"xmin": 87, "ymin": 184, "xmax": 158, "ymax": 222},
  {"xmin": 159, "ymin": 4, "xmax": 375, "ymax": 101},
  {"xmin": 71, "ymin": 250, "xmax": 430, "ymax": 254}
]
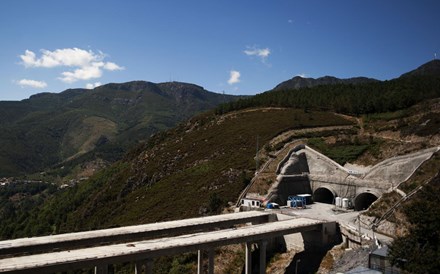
[
  {"xmin": 218, "ymin": 60, "xmax": 440, "ymax": 115},
  {"xmin": 273, "ymin": 75, "xmax": 378, "ymax": 91},
  {"xmin": 0, "ymin": 81, "xmax": 237, "ymax": 177}
]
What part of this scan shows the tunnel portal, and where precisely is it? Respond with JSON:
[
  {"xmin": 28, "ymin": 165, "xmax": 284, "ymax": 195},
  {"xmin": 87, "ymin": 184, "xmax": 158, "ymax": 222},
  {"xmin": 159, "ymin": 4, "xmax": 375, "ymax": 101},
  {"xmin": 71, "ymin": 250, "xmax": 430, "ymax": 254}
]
[
  {"xmin": 313, "ymin": 187, "xmax": 335, "ymax": 204},
  {"xmin": 354, "ymin": 192, "xmax": 378, "ymax": 211}
]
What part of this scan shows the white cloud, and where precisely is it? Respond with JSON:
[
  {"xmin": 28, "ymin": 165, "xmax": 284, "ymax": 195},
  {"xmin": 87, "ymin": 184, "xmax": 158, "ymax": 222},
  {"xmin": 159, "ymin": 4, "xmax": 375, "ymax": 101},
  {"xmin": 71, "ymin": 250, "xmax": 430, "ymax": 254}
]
[
  {"xmin": 59, "ymin": 64, "xmax": 103, "ymax": 83},
  {"xmin": 228, "ymin": 70, "xmax": 241, "ymax": 85},
  {"xmin": 296, "ymin": 73, "xmax": 308, "ymax": 78},
  {"xmin": 244, "ymin": 46, "xmax": 271, "ymax": 62},
  {"xmin": 20, "ymin": 48, "xmax": 101, "ymax": 68},
  {"xmin": 103, "ymin": 62, "xmax": 124, "ymax": 71},
  {"xmin": 20, "ymin": 50, "xmax": 38, "ymax": 68},
  {"xmin": 17, "ymin": 79, "xmax": 47, "ymax": 89},
  {"xmin": 85, "ymin": 82, "xmax": 102, "ymax": 89},
  {"xmin": 19, "ymin": 48, "xmax": 124, "ymax": 83}
]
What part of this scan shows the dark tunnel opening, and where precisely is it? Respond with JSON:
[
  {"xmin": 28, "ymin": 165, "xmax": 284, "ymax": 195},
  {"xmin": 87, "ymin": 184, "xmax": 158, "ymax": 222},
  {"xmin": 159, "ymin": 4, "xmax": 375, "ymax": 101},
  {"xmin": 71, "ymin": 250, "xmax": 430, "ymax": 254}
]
[
  {"xmin": 354, "ymin": 192, "xmax": 378, "ymax": 211},
  {"xmin": 313, "ymin": 188, "xmax": 334, "ymax": 204}
]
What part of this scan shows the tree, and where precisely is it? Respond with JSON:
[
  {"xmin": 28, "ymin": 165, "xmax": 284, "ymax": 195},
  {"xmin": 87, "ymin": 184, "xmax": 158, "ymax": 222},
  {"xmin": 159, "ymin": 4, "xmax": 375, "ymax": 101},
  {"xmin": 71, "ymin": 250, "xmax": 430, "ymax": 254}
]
[{"xmin": 208, "ymin": 193, "xmax": 223, "ymax": 214}]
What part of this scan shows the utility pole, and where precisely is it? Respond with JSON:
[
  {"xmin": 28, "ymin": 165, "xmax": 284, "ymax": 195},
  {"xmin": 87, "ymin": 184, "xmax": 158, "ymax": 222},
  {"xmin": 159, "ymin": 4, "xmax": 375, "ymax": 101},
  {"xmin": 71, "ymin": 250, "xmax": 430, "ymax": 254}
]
[{"xmin": 358, "ymin": 215, "xmax": 362, "ymax": 246}]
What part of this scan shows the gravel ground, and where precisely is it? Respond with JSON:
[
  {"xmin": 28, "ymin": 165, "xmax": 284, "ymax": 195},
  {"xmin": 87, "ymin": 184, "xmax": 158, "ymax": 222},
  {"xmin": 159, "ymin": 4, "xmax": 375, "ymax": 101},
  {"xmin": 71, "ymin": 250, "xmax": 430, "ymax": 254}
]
[{"xmin": 329, "ymin": 244, "xmax": 376, "ymax": 273}]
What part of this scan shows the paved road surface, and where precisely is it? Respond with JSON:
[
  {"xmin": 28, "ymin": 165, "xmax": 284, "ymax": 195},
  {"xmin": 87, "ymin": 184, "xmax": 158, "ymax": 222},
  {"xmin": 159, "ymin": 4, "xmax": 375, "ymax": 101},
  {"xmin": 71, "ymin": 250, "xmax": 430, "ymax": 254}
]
[{"xmin": 281, "ymin": 202, "xmax": 393, "ymax": 244}]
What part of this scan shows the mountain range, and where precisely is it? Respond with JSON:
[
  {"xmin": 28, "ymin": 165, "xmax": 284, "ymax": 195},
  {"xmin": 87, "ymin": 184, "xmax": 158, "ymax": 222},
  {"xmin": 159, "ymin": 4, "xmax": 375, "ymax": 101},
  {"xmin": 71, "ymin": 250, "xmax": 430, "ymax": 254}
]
[
  {"xmin": 1, "ymin": 60, "xmax": 439, "ymax": 179},
  {"xmin": 0, "ymin": 81, "xmax": 237, "ymax": 177},
  {"xmin": 273, "ymin": 75, "xmax": 378, "ymax": 90},
  {"xmin": 273, "ymin": 59, "xmax": 440, "ymax": 90}
]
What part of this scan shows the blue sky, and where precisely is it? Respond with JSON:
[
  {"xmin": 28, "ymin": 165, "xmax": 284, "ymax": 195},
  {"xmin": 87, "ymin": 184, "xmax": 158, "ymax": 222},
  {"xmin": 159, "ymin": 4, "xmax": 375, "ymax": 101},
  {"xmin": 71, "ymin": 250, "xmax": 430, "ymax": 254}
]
[{"xmin": 0, "ymin": 0, "xmax": 439, "ymax": 101}]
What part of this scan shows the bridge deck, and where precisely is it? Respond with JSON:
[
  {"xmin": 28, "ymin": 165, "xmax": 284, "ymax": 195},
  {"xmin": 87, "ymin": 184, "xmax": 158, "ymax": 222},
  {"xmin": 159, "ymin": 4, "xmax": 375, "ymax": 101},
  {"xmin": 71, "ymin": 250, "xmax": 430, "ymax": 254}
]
[
  {"xmin": 0, "ymin": 211, "xmax": 271, "ymax": 256},
  {"xmin": 0, "ymin": 217, "xmax": 324, "ymax": 273}
]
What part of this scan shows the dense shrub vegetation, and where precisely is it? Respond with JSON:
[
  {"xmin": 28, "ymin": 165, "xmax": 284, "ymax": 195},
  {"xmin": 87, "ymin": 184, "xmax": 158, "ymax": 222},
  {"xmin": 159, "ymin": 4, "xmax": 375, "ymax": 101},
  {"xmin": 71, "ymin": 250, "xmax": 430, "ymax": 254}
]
[
  {"xmin": 389, "ymin": 174, "xmax": 440, "ymax": 273},
  {"xmin": 217, "ymin": 76, "xmax": 440, "ymax": 115},
  {"xmin": 0, "ymin": 182, "xmax": 57, "ymax": 238},
  {"xmin": 306, "ymin": 137, "xmax": 379, "ymax": 165}
]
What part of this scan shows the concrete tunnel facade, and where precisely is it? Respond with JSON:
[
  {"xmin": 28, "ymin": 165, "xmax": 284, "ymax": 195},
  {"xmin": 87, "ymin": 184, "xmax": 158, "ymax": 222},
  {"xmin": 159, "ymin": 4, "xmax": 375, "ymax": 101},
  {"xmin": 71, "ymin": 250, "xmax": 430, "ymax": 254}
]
[
  {"xmin": 266, "ymin": 145, "xmax": 439, "ymax": 211},
  {"xmin": 269, "ymin": 145, "xmax": 390, "ymax": 210}
]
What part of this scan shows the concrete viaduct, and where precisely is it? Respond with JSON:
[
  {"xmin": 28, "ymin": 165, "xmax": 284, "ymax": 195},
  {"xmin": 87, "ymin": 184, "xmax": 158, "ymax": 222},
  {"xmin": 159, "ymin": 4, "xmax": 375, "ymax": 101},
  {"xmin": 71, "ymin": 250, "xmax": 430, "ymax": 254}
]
[
  {"xmin": 0, "ymin": 211, "xmax": 337, "ymax": 274},
  {"xmin": 267, "ymin": 145, "xmax": 439, "ymax": 210}
]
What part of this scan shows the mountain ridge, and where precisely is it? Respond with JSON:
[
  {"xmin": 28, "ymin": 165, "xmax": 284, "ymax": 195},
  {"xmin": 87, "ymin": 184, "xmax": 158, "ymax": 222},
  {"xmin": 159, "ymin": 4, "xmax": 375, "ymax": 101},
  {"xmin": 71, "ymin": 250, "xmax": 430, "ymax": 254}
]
[
  {"xmin": 273, "ymin": 75, "xmax": 379, "ymax": 91},
  {"xmin": 0, "ymin": 81, "xmax": 238, "ymax": 177},
  {"xmin": 273, "ymin": 59, "xmax": 440, "ymax": 91},
  {"xmin": 400, "ymin": 59, "xmax": 440, "ymax": 78}
]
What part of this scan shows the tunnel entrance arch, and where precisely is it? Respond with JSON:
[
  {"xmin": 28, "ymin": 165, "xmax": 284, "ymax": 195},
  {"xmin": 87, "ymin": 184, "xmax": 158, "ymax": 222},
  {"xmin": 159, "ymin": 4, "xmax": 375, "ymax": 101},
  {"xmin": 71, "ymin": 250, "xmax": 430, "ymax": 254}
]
[
  {"xmin": 313, "ymin": 187, "xmax": 335, "ymax": 204},
  {"xmin": 354, "ymin": 192, "xmax": 378, "ymax": 211}
]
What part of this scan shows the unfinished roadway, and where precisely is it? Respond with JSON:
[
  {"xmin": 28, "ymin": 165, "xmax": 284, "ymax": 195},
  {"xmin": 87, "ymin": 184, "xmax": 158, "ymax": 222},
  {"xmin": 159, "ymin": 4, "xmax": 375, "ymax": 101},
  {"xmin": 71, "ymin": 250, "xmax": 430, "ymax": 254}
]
[
  {"xmin": 0, "ymin": 211, "xmax": 271, "ymax": 257},
  {"xmin": 0, "ymin": 211, "xmax": 337, "ymax": 274}
]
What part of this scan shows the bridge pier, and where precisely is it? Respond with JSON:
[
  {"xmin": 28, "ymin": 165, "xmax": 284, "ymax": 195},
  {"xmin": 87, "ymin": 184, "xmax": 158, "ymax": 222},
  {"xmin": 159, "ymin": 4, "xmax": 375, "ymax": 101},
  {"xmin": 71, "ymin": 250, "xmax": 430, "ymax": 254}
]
[
  {"xmin": 146, "ymin": 260, "xmax": 153, "ymax": 274},
  {"xmin": 208, "ymin": 249, "xmax": 215, "ymax": 274},
  {"xmin": 244, "ymin": 240, "xmax": 268, "ymax": 274},
  {"xmin": 197, "ymin": 250, "xmax": 203, "ymax": 274},
  {"xmin": 301, "ymin": 222, "xmax": 339, "ymax": 251},
  {"xmin": 259, "ymin": 240, "xmax": 267, "ymax": 274},
  {"xmin": 196, "ymin": 248, "xmax": 215, "ymax": 274},
  {"xmin": 245, "ymin": 242, "xmax": 252, "ymax": 274},
  {"xmin": 135, "ymin": 259, "xmax": 153, "ymax": 274},
  {"xmin": 94, "ymin": 265, "xmax": 108, "ymax": 274}
]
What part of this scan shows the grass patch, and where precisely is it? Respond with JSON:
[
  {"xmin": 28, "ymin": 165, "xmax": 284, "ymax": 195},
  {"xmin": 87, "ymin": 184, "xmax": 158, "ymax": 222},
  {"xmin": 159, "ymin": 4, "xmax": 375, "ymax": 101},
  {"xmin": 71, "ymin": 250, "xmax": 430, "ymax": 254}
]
[
  {"xmin": 363, "ymin": 109, "xmax": 409, "ymax": 122},
  {"xmin": 306, "ymin": 137, "xmax": 370, "ymax": 165}
]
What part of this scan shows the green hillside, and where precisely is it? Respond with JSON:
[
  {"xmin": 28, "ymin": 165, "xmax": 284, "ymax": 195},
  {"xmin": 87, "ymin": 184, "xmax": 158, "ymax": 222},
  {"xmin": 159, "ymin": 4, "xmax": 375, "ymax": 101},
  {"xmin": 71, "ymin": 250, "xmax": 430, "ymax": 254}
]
[
  {"xmin": 0, "ymin": 108, "xmax": 353, "ymax": 237},
  {"xmin": 0, "ymin": 81, "xmax": 237, "ymax": 177}
]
